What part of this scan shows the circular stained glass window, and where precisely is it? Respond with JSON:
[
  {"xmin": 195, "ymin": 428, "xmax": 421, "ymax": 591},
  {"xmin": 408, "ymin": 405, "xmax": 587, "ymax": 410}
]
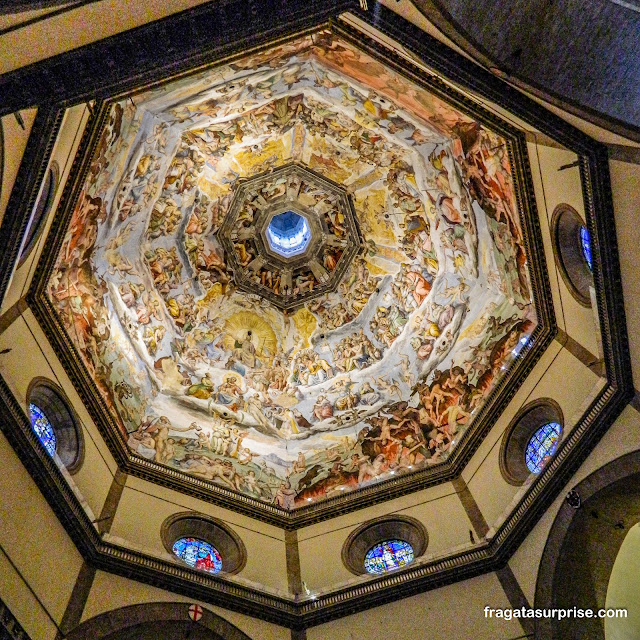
[
  {"xmin": 552, "ymin": 205, "xmax": 592, "ymax": 306},
  {"xmin": 266, "ymin": 211, "xmax": 311, "ymax": 257},
  {"xmin": 364, "ymin": 539, "xmax": 414, "ymax": 574},
  {"xmin": 28, "ymin": 403, "xmax": 57, "ymax": 457},
  {"xmin": 172, "ymin": 537, "xmax": 223, "ymax": 574},
  {"xmin": 525, "ymin": 422, "xmax": 561, "ymax": 474},
  {"xmin": 580, "ymin": 225, "xmax": 592, "ymax": 272}
]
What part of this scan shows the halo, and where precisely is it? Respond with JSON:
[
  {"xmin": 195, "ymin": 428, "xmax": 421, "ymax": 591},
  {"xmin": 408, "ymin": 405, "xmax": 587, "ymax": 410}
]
[{"xmin": 223, "ymin": 311, "xmax": 277, "ymax": 356}]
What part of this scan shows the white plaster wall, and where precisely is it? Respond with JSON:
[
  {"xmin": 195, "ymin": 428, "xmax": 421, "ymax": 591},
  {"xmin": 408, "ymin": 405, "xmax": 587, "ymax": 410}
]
[
  {"xmin": 307, "ymin": 572, "xmax": 526, "ymax": 640},
  {"xmin": 0, "ymin": 550, "xmax": 60, "ymax": 640},
  {"xmin": 0, "ymin": 430, "xmax": 83, "ymax": 628},
  {"xmin": 605, "ymin": 523, "xmax": 640, "ymax": 640},
  {"xmin": 531, "ymin": 143, "xmax": 600, "ymax": 356}
]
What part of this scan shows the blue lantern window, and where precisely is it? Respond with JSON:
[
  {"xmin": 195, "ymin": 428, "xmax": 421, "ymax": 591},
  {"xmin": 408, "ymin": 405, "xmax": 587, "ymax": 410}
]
[
  {"xmin": 266, "ymin": 211, "xmax": 311, "ymax": 257},
  {"xmin": 364, "ymin": 539, "xmax": 414, "ymax": 574},
  {"xmin": 29, "ymin": 403, "xmax": 57, "ymax": 457},
  {"xmin": 172, "ymin": 537, "xmax": 223, "ymax": 574},
  {"xmin": 525, "ymin": 422, "xmax": 561, "ymax": 474},
  {"xmin": 580, "ymin": 225, "xmax": 592, "ymax": 272}
]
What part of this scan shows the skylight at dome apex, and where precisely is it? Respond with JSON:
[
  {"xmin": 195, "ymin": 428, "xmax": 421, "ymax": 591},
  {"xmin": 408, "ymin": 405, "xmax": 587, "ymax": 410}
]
[
  {"xmin": 48, "ymin": 30, "xmax": 535, "ymax": 510},
  {"xmin": 266, "ymin": 210, "xmax": 312, "ymax": 257}
]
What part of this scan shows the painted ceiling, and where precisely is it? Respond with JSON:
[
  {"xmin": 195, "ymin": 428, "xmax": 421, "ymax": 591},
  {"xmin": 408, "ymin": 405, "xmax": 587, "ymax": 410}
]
[{"xmin": 47, "ymin": 30, "xmax": 535, "ymax": 510}]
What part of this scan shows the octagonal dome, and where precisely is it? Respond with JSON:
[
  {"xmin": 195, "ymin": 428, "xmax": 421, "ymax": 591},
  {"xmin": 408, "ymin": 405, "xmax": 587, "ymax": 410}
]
[
  {"xmin": 219, "ymin": 163, "xmax": 362, "ymax": 309},
  {"xmin": 45, "ymin": 29, "xmax": 537, "ymax": 515}
]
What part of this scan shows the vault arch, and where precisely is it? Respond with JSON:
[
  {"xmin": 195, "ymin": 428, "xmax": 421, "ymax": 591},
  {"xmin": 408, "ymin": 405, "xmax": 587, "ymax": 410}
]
[{"xmin": 63, "ymin": 602, "xmax": 254, "ymax": 640}]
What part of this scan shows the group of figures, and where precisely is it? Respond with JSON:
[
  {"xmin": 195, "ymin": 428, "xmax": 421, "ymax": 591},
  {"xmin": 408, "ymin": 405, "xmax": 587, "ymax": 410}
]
[{"xmin": 48, "ymin": 30, "xmax": 536, "ymax": 508}]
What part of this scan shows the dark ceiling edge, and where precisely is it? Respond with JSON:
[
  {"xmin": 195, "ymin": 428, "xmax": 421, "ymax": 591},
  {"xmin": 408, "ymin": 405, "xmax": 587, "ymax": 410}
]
[
  {"xmin": 353, "ymin": 4, "xmax": 592, "ymax": 150},
  {"xmin": 0, "ymin": 0, "xmax": 632, "ymax": 631},
  {"xmin": 25, "ymin": 19, "xmax": 555, "ymax": 527},
  {"xmin": 408, "ymin": 0, "xmax": 640, "ymax": 144},
  {"xmin": 0, "ymin": 0, "xmax": 360, "ymax": 116}
]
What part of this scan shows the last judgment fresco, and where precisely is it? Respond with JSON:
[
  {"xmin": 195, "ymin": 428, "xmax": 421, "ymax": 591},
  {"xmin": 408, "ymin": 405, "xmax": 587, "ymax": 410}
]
[{"xmin": 47, "ymin": 31, "xmax": 535, "ymax": 509}]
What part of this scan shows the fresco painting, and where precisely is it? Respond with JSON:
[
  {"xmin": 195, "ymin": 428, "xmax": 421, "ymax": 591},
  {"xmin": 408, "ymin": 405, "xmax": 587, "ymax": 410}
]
[{"xmin": 47, "ymin": 31, "xmax": 535, "ymax": 509}]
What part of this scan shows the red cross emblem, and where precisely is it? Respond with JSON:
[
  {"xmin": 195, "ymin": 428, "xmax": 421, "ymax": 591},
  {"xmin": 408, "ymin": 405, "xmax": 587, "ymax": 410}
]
[{"xmin": 188, "ymin": 604, "xmax": 203, "ymax": 622}]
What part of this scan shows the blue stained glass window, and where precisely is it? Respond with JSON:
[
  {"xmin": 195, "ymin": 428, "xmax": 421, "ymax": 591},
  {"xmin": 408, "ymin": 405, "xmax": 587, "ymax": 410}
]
[
  {"xmin": 266, "ymin": 211, "xmax": 311, "ymax": 257},
  {"xmin": 172, "ymin": 537, "xmax": 223, "ymax": 574},
  {"xmin": 364, "ymin": 539, "xmax": 414, "ymax": 574},
  {"xmin": 29, "ymin": 403, "xmax": 56, "ymax": 457},
  {"xmin": 525, "ymin": 422, "xmax": 561, "ymax": 474},
  {"xmin": 580, "ymin": 225, "xmax": 593, "ymax": 272}
]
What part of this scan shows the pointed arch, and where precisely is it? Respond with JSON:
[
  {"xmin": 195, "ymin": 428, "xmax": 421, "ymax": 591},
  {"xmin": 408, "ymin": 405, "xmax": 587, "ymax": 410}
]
[{"xmin": 63, "ymin": 602, "xmax": 254, "ymax": 640}]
